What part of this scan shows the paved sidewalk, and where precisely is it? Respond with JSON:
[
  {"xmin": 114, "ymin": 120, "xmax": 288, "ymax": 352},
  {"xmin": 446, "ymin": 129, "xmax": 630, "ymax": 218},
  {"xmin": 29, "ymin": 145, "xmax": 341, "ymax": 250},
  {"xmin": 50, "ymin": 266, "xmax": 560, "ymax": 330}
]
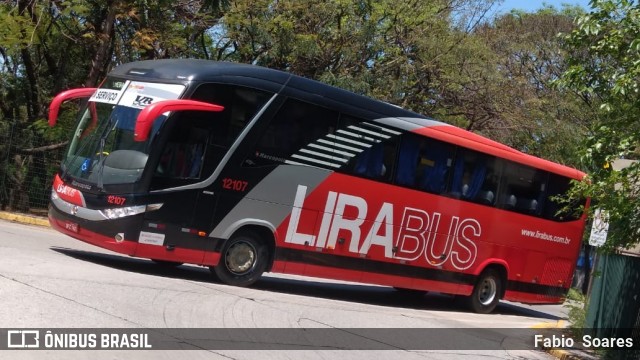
[{"xmin": 0, "ymin": 209, "xmax": 602, "ymax": 359}]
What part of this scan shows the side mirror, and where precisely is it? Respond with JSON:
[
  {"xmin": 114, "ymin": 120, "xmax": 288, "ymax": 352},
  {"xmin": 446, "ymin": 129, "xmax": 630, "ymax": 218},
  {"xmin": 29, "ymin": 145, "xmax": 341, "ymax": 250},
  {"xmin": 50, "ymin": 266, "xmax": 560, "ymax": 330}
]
[
  {"xmin": 49, "ymin": 88, "xmax": 98, "ymax": 126},
  {"xmin": 134, "ymin": 99, "xmax": 224, "ymax": 142}
]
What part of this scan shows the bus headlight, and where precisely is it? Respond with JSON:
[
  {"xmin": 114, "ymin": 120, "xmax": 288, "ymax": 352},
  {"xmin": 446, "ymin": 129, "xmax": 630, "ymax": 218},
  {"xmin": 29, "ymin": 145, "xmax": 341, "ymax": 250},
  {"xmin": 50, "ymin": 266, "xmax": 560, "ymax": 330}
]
[{"xmin": 99, "ymin": 204, "xmax": 162, "ymax": 219}]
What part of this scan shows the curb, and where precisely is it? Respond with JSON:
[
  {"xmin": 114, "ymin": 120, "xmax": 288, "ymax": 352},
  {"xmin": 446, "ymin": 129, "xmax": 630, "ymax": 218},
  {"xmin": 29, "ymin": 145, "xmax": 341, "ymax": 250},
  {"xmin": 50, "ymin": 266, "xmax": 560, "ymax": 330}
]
[
  {"xmin": 531, "ymin": 320, "xmax": 566, "ymax": 329},
  {"xmin": 530, "ymin": 321, "xmax": 599, "ymax": 360},
  {"xmin": 547, "ymin": 349, "xmax": 591, "ymax": 360},
  {"xmin": 0, "ymin": 211, "xmax": 50, "ymax": 227}
]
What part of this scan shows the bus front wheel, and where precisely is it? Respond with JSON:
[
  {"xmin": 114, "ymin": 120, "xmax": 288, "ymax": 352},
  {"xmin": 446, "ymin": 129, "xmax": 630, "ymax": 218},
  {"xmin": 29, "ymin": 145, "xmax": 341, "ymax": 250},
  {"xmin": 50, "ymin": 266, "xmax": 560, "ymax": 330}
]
[
  {"xmin": 467, "ymin": 269, "xmax": 502, "ymax": 314},
  {"xmin": 212, "ymin": 231, "xmax": 268, "ymax": 287}
]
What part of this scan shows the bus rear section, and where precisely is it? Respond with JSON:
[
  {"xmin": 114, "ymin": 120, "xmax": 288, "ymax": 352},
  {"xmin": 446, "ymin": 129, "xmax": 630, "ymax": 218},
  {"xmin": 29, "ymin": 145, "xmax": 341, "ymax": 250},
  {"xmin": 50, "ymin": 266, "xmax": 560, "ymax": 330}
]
[{"xmin": 208, "ymin": 113, "xmax": 586, "ymax": 313}]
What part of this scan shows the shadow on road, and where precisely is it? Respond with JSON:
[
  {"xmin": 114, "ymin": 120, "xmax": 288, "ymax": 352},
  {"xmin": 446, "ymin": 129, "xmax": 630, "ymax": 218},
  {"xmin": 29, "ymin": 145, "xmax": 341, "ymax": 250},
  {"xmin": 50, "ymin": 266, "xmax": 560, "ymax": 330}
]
[{"xmin": 50, "ymin": 246, "xmax": 562, "ymax": 320}]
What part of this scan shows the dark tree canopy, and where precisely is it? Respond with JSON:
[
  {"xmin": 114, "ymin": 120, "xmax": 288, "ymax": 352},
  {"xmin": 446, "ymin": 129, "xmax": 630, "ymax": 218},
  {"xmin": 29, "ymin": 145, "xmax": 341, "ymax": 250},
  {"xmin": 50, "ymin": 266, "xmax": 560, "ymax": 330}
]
[{"xmin": 0, "ymin": 0, "xmax": 592, "ymax": 215}]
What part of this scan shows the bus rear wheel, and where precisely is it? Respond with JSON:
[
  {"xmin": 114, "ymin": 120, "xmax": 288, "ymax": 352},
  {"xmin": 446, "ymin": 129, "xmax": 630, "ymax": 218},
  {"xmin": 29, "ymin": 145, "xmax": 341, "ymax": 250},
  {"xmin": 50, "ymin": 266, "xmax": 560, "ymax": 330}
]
[
  {"xmin": 212, "ymin": 231, "xmax": 268, "ymax": 287},
  {"xmin": 467, "ymin": 269, "xmax": 502, "ymax": 314}
]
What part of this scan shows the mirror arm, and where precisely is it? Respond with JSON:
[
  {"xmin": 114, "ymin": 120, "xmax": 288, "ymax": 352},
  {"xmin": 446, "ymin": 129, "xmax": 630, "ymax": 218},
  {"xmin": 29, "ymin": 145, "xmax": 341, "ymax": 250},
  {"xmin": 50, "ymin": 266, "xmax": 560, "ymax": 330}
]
[
  {"xmin": 49, "ymin": 88, "xmax": 98, "ymax": 126},
  {"xmin": 134, "ymin": 100, "xmax": 224, "ymax": 142}
]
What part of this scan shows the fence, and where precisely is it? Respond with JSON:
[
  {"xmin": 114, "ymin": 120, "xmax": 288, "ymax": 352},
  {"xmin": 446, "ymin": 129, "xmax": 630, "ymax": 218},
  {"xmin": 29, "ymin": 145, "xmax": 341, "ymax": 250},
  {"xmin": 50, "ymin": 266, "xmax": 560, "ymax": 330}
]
[
  {"xmin": 586, "ymin": 253, "xmax": 640, "ymax": 360},
  {"xmin": 0, "ymin": 119, "xmax": 66, "ymax": 214}
]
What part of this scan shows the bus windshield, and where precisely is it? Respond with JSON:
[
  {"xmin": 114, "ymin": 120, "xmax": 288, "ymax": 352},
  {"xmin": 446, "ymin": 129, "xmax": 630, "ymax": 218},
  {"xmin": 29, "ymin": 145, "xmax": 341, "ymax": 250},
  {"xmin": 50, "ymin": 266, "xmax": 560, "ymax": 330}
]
[{"xmin": 61, "ymin": 78, "xmax": 185, "ymax": 187}]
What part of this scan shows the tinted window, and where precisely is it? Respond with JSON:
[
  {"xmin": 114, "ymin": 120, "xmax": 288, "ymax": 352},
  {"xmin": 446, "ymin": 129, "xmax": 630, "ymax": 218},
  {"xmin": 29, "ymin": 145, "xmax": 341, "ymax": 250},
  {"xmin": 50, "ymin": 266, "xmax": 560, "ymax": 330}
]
[
  {"xmin": 190, "ymin": 83, "xmax": 272, "ymax": 150},
  {"xmin": 450, "ymin": 149, "xmax": 500, "ymax": 205},
  {"xmin": 544, "ymin": 174, "xmax": 582, "ymax": 221},
  {"xmin": 341, "ymin": 115, "xmax": 399, "ymax": 182},
  {"xmin": 151, "ymin": 84, "xmax": 271, "ymax": 189},
  {"xmin": 395, "ymin": 134, "xmax": 455, "ymax": 194},
  {"xmin": 244, "ymin": 99, "xmax": 340, "ymax": 168},
  {"xmin": 499, "ymin": 162, "xmax": 546, "ymax": 215}
]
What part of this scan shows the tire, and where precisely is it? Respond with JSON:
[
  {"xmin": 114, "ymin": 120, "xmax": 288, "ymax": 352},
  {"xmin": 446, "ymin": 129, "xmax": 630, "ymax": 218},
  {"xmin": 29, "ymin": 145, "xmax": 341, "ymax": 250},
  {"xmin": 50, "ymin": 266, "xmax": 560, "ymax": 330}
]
[
  {"xmin": 212, "ymin": 231, "xmax": 268, "ymax": 287},
  {"xmin": 151, "ymin": 259, "xmax": 184, "ymax": 267},
  {"xmin": 467, "ymin": 269, "xmax": 502, "ymax": 314}
]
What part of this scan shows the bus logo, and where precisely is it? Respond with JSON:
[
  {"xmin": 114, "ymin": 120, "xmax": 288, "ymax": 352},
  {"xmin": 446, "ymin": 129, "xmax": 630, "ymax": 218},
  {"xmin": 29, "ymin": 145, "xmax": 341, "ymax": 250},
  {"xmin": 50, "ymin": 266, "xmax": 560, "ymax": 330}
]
[
  {"xmin": 285, "ymin": 185, "xmax": 479, "ymax": 270},
  {"xmin": 7, "ymin": 330, "xmax": 40, "ymax": 348},
  {"xmin": 132, "ymin": 95, "xmax": 154, "ymax": 107}
]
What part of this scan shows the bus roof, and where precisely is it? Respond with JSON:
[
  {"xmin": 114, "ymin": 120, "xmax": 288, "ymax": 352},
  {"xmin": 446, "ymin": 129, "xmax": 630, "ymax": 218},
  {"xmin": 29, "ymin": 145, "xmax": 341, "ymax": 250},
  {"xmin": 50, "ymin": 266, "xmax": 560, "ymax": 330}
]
[
  {"xmin": 109, "ymin": 59, "xmax": 585, "ymax": 180},
  {"xmin": 110, "ymin": 59, "xmax": 425, "ymax": 119}
]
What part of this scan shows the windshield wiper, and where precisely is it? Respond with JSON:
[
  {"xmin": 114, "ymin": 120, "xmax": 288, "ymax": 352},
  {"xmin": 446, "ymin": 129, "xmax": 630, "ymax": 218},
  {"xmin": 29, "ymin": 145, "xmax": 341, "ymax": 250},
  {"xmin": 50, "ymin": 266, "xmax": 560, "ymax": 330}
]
[{"xmin": 96, "ymin": 119, "xmax": 119, "ymax": 191}]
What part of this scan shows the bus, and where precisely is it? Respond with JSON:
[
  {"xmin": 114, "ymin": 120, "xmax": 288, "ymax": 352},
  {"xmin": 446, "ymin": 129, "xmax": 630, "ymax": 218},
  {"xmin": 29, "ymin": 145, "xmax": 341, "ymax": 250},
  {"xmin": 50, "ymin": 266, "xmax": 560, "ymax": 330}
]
[{"xmin": 48, "ymin": 59, "xmax": 588, "ymax": 313}]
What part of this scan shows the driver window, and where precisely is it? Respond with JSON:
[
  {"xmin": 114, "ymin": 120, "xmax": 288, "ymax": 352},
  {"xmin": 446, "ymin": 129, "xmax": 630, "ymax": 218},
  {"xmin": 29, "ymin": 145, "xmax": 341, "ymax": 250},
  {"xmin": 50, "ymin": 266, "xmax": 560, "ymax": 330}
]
[
  {"xmin": 156, "ymin": 125, "xmax": 208, "ymax": 179},
  {"xmin": 150, "ymin": 83, "xmax": 271, "ymax": 190}
]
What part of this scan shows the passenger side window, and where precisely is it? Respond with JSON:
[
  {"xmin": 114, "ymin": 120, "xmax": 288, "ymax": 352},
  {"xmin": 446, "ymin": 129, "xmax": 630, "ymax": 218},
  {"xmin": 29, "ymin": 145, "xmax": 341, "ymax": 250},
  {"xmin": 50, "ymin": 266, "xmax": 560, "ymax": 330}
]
[
  {"xmin": 190, "ymin": 84, "xmax": 272, "ymax": 153},
  {"xmin": 155, "ymin": 124, "xmax": 208, "ymax": 179},
  {"xmin": 499, "ymin": 162, "xmax": 545, "ymax": 215},
  {"xmin": 544, "ymin": 174, "xmax": 582, "ymax": 221},
  {"xmin": 450, "ymin": 149, "xmax": 500, "ymax": 205},
  {"xmin": 395, "ymin": 134, "xmax": 455, "ymax": 194},
  {"xmin": 341, "ymin": 115, "xmax": 399, "ymax": 182}
]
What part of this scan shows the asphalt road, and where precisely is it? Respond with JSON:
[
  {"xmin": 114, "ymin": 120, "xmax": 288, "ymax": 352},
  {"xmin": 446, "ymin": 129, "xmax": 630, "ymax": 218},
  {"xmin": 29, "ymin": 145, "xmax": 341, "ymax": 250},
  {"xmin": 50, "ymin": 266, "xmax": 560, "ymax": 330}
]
[{"xmin": 0, "ymin": 219, "xmax": 562, "ymax": 359}]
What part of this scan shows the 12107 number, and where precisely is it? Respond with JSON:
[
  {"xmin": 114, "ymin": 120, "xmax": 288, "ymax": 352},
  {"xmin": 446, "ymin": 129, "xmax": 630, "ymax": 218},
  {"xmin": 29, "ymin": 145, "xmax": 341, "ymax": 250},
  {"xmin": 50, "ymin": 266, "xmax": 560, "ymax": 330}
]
[{"xmin": 222, "ymin": 178, "xmax": 248, "ymax": 192}]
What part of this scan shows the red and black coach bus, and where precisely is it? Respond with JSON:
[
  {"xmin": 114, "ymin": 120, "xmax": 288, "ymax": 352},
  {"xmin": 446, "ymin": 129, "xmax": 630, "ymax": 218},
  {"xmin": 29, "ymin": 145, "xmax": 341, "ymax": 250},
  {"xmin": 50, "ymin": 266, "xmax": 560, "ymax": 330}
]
[{"xmin": 48, "ymin": 59, "xmax": 587, "ymax": 313}]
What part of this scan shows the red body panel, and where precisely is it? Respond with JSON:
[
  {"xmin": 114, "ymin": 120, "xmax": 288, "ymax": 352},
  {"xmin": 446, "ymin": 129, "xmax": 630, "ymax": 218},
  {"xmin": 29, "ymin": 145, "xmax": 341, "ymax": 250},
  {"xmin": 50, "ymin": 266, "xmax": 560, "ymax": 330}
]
[
  {"xmin": 274, "ymin": 172, "xmax": 584, "ymax": 304},
  {"xmin": 53, "ymin": 174, "xmax": 86, "ymax": 206},
  {"xmin": 49, "ymin": 215, "xmax": 137, "ymax": 256}
]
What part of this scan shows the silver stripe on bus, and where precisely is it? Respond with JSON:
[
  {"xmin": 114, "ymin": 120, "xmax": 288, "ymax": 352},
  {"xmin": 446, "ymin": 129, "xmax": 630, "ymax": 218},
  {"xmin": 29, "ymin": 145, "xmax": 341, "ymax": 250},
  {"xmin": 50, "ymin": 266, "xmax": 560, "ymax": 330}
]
[
  {"xmin": 366, "ymin": 123, "xmax": 402, "ymax": 135},
  {"xmin": 317, "ymin": 138, "xmax": 364, "ymax": 152},
  {"xmin": 284, "ymin": 160, "xmax": 333, "ymax": 170},
  {"xmin": 336, "ymin": 129, "xmax": 379, "ymax": 143},
  {"xmin": 308, "ymin": 143, "xmax": 355, "ymax": 157},
  {"xmin": 284, "ymin": 160, "xmax": 307, "ymax": 166},
  {"xmin": 326, "ymin": 134, "xmax": 372, "ymax": 148},
  {"xmin": 218, "ymin": 219, "xmax": 277, "ymax": 240},
  {"xmin": 51, "ymin": 194, "xmax": 109, "ymax": 221},
  {"xmin": 346, "ymin": 125, "xmax": 391, "ymax": 139},
  {"xmin": 290, "ymin": 154, "xmax": 341, "ymax": 168},
  {"xmin": 373, "ymin": 117, "xmax": 443, "ymax": 132},
  {"xmin": 298, "ymin": 148, "xmax": 349, "ymax": 162},
  {"xmin": 210, "ymin": 165, "xmax": 331, "ymax": 239}
]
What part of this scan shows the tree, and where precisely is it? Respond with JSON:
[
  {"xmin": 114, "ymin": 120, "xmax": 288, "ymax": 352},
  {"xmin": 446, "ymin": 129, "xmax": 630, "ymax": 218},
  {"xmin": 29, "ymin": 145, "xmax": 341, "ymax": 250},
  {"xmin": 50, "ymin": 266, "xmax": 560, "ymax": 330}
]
[
  {"xmin": 470, "ymin": 6, "xmax": 593, "ymax": 166},
  {"xmin": 560, "ymin": 0, "xmax": 640, "ymax": 251},
  {"xmin": 0, "ymin": 0, "xmax": 593, "ymax": 212},
  {"xmin": 0, "ymin": 0, "xmax": 227, "ymax": 209}
]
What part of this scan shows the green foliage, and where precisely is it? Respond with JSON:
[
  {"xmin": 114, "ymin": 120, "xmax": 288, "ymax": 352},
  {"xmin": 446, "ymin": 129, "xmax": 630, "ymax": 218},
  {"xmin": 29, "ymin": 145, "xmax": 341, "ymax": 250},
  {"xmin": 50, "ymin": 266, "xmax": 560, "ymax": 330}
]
[
  {"xmin": 472, "ymin": 8, "xmax": 593, "ymax": 167},
  {"xmin": 0, "ymin": 0, "xmax": 595, "ymax": 211},
  {"xmin": 564, "ymin": 288, "xmax": 587, "ymax": 338},
  {"xmin": 218, "ymin": 1, "xmax": 591, "ymax": 168},
  {"xmin": 560, "ymin": 0, "xmax": 640, "ymax": 251}
]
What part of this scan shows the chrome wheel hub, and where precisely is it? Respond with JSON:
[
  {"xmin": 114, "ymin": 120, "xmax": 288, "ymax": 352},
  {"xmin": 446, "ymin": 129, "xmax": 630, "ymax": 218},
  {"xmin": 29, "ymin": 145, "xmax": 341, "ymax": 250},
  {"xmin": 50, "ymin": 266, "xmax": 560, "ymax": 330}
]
[
  {"xmin": 225, "ymin": 241, "xmax": 257, "ymax": 275},
  {"xmin": 478, "ymin": 277, "xmax": 497, "ymax": 305}
]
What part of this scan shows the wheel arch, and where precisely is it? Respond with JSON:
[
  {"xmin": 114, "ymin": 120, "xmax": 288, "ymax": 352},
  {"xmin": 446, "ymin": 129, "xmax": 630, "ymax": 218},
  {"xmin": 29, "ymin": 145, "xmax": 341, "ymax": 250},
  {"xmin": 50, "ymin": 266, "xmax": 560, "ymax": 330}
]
[{"xmin": 475, "ymin": 259, "xmax": 509, "ymax": 299}]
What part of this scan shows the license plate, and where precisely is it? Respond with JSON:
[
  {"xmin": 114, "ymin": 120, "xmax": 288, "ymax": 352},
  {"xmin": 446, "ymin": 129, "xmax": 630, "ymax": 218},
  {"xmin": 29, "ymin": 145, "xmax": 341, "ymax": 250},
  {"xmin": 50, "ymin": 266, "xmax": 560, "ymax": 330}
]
[{"xmin": 63, "ymin": 221, "xmax": 79, "ymax": 233}]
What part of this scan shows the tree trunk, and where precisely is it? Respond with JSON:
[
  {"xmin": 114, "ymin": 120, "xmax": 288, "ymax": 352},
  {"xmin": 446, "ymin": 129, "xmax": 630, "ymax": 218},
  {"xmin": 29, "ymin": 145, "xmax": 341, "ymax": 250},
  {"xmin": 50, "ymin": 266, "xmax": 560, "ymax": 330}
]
[{"xmin": 85, "ymin": 2, "xmax": 118, "ymax": 87}]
